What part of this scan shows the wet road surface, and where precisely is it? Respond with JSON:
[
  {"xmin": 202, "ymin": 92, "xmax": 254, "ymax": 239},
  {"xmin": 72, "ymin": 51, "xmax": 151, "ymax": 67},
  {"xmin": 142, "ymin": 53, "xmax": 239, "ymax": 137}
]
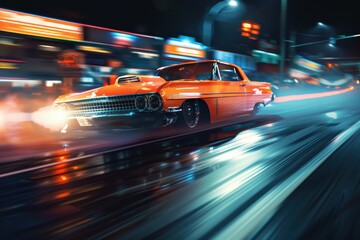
[{"xmin": 1, "ymin": 87, "xmax": 360, "ymax": 239}]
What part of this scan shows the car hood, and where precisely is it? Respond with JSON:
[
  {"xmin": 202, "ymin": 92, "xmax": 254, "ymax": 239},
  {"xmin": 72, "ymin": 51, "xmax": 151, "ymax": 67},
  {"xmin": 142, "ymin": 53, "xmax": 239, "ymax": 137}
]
[{"xmin": 54, "ymin": 75, "xmax": 168, "ymax": 103}]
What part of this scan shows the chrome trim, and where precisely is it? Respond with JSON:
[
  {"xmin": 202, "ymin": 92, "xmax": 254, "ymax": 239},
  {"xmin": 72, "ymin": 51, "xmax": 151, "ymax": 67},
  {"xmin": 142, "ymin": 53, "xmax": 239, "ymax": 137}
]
[
  {"xmin": 63, "ymin": 95, "xmax": 137, "ymax": 118},
  {"xmin": 59, "ymin": 93, "xmax": 163, "ymax": 118},
  {"xmin": 67, "ymin": 112, "xmax": 136, "ymax": 119},
  {"xmin": 116, "ymin": 75, "xmax": 140, "ymax": 84},
  {"xmin": 167, "ymin": 107, "xmax": 182, "ymax": 112}
]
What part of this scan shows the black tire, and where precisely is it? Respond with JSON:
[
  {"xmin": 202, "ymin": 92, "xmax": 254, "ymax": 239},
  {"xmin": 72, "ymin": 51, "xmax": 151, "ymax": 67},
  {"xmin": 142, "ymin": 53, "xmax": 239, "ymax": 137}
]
[
  {"xmin": 179, "ymin": 100, "xmax": 200, "ymax": 128},
  {"xmin": 252, "ymin": 103, "xmax": 262, "ymax": 116}
]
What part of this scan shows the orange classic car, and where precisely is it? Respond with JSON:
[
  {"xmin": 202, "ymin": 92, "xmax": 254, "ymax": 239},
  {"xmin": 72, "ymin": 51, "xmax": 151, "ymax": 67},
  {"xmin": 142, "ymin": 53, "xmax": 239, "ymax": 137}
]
[{"xmin": 53, "ymin": 60, "xmax": 274, "ymax": 131}]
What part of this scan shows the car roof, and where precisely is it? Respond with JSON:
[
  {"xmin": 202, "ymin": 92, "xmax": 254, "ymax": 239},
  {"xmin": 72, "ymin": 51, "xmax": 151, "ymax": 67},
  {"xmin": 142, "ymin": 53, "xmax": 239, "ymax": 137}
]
[{"xmin": 156, "ymin": 60, "xmax": 235, "ymax": 71}]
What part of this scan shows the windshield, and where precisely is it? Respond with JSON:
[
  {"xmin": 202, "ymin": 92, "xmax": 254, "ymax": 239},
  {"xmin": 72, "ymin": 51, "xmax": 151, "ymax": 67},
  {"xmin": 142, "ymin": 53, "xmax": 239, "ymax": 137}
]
[{"xmin": 155, "ymin": 62, "xmax": 216, "ymax": 81}]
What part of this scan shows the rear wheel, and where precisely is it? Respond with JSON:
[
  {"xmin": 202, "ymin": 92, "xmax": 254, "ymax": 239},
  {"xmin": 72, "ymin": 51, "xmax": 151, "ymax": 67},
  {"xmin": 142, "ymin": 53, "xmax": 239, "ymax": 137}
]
[
  {"xmin": 252, "ymin": 103, "xmax": 263, "ymax": 116},
  {"xmin": 179, "ymin": 100, "xmax": 200, "ymax": 128}
]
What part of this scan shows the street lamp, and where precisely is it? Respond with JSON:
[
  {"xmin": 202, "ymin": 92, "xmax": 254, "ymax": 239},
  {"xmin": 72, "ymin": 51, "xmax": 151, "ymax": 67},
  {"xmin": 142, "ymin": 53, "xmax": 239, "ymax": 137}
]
[
  {"xmin": 279, "ymin": 0, "xmax": 287, "ymax": 82},
  {"xmin": 229, "ymin": 0, "xmax": 238, "ymax": 7},
  {"xmin": 289, "ymin": 23, "xmax": 338, "ymax": 50},
  {"xmin": 202, "ymin": 0, "xmax": 238, "ymax": 47}
]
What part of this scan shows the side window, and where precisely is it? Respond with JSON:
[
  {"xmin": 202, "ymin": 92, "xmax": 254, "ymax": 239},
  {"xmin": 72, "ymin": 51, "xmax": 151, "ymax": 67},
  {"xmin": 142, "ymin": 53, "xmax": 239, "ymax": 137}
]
[
  {"xmin": 218, "ymin": 63, "xmax": 243, "ymax": 81},
  {"xmin": 194, "ymin": 62, "xmax": 217, "ymax": 80}
]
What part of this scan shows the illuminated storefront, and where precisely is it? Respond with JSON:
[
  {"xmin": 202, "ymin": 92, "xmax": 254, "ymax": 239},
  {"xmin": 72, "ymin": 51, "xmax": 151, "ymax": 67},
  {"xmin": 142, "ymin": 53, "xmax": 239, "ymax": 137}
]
[
  {"xmin": 161, "ymin": 35, "xmax": 207, "ymax": 66},
  {"xmin": 0, "ymin": 8, "xmax": 83, "ymax": 41},
  {"xmin": 0, "ymin": 7, "xmax": 164, "ymax": 92},
  {"xmin": 207, "ymin": 49, "xmax": 256, "ymax": 75},
  {"xmin": 84, "ymin": 26, "xmax": 163, "ymax": 77},
  {"xmin": 0, "ymin": 8, "xmax": 84, "ymax": 94},
  {"xmin": 251, "ymin": 39, "xmax": 280, "ymax": 73}
]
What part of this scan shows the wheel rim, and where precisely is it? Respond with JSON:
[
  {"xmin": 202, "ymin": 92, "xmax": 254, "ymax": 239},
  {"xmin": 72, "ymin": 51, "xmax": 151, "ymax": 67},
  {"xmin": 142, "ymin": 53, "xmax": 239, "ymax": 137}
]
[{"xmin": 183, "ymin": 100, "xmax": 200, "ymax": 128}]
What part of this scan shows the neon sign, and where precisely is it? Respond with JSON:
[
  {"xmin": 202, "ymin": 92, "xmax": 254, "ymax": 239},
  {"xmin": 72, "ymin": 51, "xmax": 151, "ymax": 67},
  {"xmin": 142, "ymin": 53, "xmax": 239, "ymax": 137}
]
[
  {"xmin": 0, "ymin": 8, "xmax": 83, "ymax": 41},
  {"xmin": 112, "ymin": 32, "xmax": 136, "ymax": 47}
]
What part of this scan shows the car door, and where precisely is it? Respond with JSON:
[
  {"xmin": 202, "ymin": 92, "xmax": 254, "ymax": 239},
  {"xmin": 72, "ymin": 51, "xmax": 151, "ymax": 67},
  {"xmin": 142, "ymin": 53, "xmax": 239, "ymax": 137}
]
[{"xmin": 216, "ymin": 63, "xmax": 248, "ymax": 119}]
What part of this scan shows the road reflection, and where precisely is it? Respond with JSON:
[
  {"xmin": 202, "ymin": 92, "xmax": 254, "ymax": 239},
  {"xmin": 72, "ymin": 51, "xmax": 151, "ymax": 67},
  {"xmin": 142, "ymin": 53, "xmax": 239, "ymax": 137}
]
[{"xmin": 1, "ymin": 88, "xmax": 360, "ymax": 239}]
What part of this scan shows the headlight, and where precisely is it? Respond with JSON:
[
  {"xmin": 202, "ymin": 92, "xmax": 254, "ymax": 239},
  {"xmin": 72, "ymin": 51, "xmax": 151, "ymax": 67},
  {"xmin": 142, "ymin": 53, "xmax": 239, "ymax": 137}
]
[
  {"xmin": 135, "ymin": 96, "xmax": 147, "ymax": 111},
  {"xmin": 148, "ymin": 94, "xmax": 162, "ymax": 111},
  {"xmin": 134, "ymin": 94, "xmax": 163, "ymax": 112}
]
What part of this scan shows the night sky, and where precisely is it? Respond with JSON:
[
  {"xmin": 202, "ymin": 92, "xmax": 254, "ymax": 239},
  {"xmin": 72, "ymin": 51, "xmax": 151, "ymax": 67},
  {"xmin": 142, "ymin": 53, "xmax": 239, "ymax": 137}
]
[{"xmin": 1, "ymin": 0, "xmax": 360, "ymax": 57}]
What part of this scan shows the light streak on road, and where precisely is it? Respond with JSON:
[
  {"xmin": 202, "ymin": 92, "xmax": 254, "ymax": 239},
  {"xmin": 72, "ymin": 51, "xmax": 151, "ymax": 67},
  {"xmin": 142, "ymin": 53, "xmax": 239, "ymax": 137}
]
[
  {"xmin": 214, "ymin": 119, "xmax": 360, "ymax": 240},
  {"xmin": 275, "ymin": 86, "xmax": 354, "ymax": 103},
  {"xmin": 325, "ymin": 111, "xmax": 338, "ymax": 119},
  {"xmin": 216, "ymin": 165, "xmax": 264, "ymax": 197}
]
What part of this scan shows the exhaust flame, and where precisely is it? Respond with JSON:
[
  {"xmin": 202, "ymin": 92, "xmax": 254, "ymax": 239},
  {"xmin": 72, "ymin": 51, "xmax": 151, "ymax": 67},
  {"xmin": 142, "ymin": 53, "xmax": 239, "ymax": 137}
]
[
  {"xmin": 31, "ymin": 105, "xmax": 67, "ymax": 131},
  {"xmin": 0, "ymin": 109, "xmax": 5, "ymax": 130}
]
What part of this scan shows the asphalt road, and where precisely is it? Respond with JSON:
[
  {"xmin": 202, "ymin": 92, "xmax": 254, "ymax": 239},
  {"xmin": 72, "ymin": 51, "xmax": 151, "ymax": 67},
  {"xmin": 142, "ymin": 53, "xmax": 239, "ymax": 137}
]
[{"xmin": 1, "ymin": 86, "xmax": 360, "ymax": 239}]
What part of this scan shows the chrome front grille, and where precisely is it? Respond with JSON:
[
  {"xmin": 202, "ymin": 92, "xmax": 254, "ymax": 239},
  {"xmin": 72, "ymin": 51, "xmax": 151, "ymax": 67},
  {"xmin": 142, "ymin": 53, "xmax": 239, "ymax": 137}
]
[{"xmin": 66, "ymin": 95, "xmax": 137, "ymax": 118}]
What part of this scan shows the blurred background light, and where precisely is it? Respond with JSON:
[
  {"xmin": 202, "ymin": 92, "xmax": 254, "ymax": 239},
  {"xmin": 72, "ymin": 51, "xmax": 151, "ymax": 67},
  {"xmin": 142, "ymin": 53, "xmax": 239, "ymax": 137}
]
[{"xmin": 229, "ymin": 0, "xmax": 238, "ymax": 7}]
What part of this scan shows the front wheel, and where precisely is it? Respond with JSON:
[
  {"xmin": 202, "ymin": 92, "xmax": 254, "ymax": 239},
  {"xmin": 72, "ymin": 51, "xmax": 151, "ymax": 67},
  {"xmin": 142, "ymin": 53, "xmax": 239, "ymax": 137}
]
[{"xmin": 179, "ymin": 100, "xmax": 200, "ymax": 128}]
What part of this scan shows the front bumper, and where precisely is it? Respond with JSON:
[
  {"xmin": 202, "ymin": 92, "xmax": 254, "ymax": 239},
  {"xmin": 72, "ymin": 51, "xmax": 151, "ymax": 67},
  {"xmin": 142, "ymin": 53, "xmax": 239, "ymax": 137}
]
[{"xmin": 65, "ymin": 111, "xmax": 178, "ymax": 130}]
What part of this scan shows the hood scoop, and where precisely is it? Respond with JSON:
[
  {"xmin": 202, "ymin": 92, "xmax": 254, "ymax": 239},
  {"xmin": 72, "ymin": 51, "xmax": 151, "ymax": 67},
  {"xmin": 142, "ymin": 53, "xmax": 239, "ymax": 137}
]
[{"xmin": 116, "ymin": 75, "xmax": 140, "ymax": 84}]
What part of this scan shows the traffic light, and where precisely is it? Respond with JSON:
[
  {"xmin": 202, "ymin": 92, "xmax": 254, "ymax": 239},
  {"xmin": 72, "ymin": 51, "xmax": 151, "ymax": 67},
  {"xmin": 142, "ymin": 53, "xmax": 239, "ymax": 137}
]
[{"xmin": 241, "ymin": 21, "xmax": 261, "ymax": 40}]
